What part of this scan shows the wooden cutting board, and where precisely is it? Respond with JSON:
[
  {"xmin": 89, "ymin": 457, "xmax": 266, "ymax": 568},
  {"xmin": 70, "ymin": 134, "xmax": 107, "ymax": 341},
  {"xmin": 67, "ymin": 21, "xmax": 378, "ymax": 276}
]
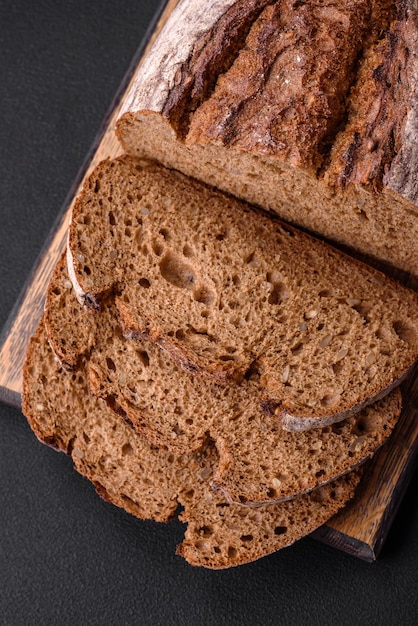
[{"xmin": 1, "ymin": 0, "xmax": 417, "ymax": 562}]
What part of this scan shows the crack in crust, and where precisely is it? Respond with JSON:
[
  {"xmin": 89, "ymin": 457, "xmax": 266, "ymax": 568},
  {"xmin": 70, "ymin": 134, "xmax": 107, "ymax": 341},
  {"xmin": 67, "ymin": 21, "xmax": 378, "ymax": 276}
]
[
  {"xmin": 163, "ymin": 0, "xmax": 274, "ymax": 138},
  {"xmin": 326, "ymin": 8, "xmax": 414, "ymax": 190},
  {"xmin": 185, "ymin": 0, "xmax": 373, "ymax": 172}
]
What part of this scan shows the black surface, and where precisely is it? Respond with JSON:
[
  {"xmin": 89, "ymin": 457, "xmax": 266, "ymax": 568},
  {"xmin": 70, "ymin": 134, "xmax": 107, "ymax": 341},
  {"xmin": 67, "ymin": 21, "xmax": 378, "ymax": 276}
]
[{"xmin": 1, "ymin": 2, "xmax": 418, "ymax": 624}]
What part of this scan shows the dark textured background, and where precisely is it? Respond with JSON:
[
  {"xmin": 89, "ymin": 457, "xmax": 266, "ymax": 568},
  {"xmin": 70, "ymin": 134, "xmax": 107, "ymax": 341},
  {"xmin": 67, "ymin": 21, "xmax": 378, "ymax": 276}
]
[{"xmin": 0, "ymin": 2, "xmax": 417, "ymax": 624}]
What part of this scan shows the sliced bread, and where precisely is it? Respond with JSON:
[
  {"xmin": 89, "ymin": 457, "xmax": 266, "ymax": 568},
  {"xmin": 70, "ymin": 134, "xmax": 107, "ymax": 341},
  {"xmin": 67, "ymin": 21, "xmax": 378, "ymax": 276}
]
[
  {"xmin": 67, "ymin": 155, "xmax": 418, "ymax": 430},
  {"xmin": 45, "ymin": 253, "xmax": 401, "ymax": 505},
  {"xmin": 22, "ymin": 317, "xmax": 361, "ymax": 569}
]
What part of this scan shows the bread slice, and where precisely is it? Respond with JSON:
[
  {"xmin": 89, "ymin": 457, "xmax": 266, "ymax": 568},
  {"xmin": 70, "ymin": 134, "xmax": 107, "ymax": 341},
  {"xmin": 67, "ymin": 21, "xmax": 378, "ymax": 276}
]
[
  {"xmin": 116, "ymin": 0, "xmax": 418, "ymax": 278},
  {"xmin": 46, "ymin": 253, "xmax": 401, "ymax": 505},
  {"xmin": 67, "ymin": 155, "xmax": 418, "ymax": 430},
  {"xmin": 22, "ymin": 317, "xmax": 362, "ymax": 569}
]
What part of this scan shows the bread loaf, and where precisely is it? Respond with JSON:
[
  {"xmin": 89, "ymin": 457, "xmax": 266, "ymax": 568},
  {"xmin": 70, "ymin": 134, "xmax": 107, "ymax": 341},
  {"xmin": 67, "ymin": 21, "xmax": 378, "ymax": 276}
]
[
  {"xmin": 22, "ymin": 317, "xmax": 362, "ymax": 569},
  {"xmin": 116, "ymin": 0, "xmax": 418, "ymax": 278},
  {"xmin": 45, "ymin": 253, "xmax": 401, "ymax": 505},
  {"xmin": 67, "ymin": 155, "xmax": 418, "ymax": 430}
]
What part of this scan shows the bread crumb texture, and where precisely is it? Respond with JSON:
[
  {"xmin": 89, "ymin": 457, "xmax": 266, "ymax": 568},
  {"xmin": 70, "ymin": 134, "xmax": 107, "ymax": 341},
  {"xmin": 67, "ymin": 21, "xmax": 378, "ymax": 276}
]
[
  {"xmin": 67, "ymin": 156, "xmax": 418, "ymax": 429},
  {"xmin": 44, "ymin": 254, "xmax": 401, "ymax": 505},
  {"xmin": 22, "ymin": 316, "xmax": 362, "ymax": 568}
]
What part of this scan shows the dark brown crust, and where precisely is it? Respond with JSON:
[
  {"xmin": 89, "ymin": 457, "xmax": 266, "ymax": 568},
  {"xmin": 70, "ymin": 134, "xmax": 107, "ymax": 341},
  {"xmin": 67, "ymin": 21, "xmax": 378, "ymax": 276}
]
[
  {"xmin": 21, "ymin": 319, "xmax": 71, "ymax": 454},
  {"xmin": 279, "ymin": 364, "xmax": 413, "ymax": 431},
  {"xmin": 384, "ymin": 1, "xmax": 418, "ymax": 203},
  {"xmin": 125, "ymin": 0, "xmax": 418, "ymax": 197},
  {"xmin": 186, "ymin": 0, "xmax": 373, "ymax": 172},
  {"xmin": 163, "ymin": 0, "xmax": 273, "ymax": 138},
  {"xmin": 326, "ymin": 4, "xmax": 416, "ymax": 191}
]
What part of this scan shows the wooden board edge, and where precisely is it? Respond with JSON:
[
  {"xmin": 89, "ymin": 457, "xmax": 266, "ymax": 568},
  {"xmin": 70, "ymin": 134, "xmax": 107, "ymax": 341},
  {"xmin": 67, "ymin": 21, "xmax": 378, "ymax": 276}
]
[
  {"xmin": 312, "ymin": 435, "xmax": 418, "ymax": 561},
  {"xmin": 310, "ymin": 524, "xmax": 377, "ymax": 562},
  {"xmin": 311, "ymin": 372, "xmax": 418, "ymax": 558},
  {"xmin": 0, "ymin": 386, "xmax": 22, "ymax": 410},
  {"xmin": 0, "ymin": 0, "xmax": 171, "ymax": 405}
]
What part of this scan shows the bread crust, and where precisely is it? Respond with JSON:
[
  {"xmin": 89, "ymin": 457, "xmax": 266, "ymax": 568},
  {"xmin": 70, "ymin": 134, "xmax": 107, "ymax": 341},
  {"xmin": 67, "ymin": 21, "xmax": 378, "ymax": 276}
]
[{"xmin": 116, "ymin": 0, "xmax": 418, "ymax": 276}]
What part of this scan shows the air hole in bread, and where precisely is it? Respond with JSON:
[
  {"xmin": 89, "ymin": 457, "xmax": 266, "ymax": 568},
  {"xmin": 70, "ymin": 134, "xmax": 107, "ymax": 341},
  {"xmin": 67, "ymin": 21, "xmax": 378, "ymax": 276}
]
[
  {"xmin": 106, "ymin": 357, "xmax": 116, "ymax": 372},
  {"xmin": 291, "ymin": 341, "xmax": 304, "ymax": 355},
  {"xmin": 393, "ymin": 320, "xmax": 416, "ymax": 345},
  {"xmin": 152, "ymin": 240, "xmax": 164, "ymax": 256},
  {"xmin": 280, "ymin": 224, "xmax": 295, "ymax": 238},
  {"xmin": 219, "ymin": 354, "xmax": 236, "ymax": 362},
  {"xmin": 358, "ymin": 209, "xmax": 369, "ymax": 222},
  {"xmin": 332, "ymin": 361, "xmax": 344, "ymax": 375},
  {"xmin": 159, "ymin": 252, "xmax": 196, "ymax": 289},
  {"xmin": 244, "ymin": 251, "xmax": 259, "ymax": 266},
  {"xmin": 231, "ymin": 273, "xmax": 240, "ymax": 287},
  {"xmin": 351, "ymin": 300, "xmax": 372, "ymax": 321},
  {"xmin": 82, "ymin": 432, "xmax": 90, "ymax": 444},
  {"xmin": 240, "ymin": 534, "xmax": 253, "ymax": 543},
  {"xmin": 138, "ymin": 277, "xmax": 151, "ymax": 289},
  {"xmin": 137, "ymin": 350, "xmax": 150, "ymax": 367},
  {"xmin": 193, "ymin": 286, "xmax": 215, "ymax": 306},
  {"xmin": 125, "ymin": 227, "xmax": 132, "ymax": 238},
  {"xmin": 108, "ymin": 211, "xmax": 116, "ymax": 226},
  {"xmin": 159, "ymin": 228, "xmax": 170, "ymax": 241},
  {"xmin": 312, "ymin": 488, "xmax": 326, "ymax": 503},
  {"xmin": 121, "ymin": 442, "xmax": 133, "ymax": 456},
  {"xmin": 183, "ymin": 244, "xmax": 194, "ymax": 257},
  {"xmin": 83, "ymin": 265, "xmax": 91, "ymax": 276},
  {"xmin": 274, "ymin": 526, "xmax": 287, "ymax": 536},
  {"xmin": 319, "ymin": 288, "xmax": 335, "ymax": 298},
  {"xmin": 199, "ymin": 525, "xmax": 213, "ymax": 537},
  {"xmin": 266, "ymin": 271, "xmax": 287, "ymax": 305}
]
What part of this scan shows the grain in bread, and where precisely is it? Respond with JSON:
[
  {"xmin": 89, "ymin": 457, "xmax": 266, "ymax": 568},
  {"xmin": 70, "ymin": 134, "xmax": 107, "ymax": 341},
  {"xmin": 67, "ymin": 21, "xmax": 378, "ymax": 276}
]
[
  {"xmin": 67, "ymin": 155, "xmax": 418, "ymax": 430},
  {"xmin": 22, "ymin": 317, "xmax": 362, "ymax": 569},
  {"xmin": 46, "ymin": 253, "xmax": 401, "ymax": 505}
]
